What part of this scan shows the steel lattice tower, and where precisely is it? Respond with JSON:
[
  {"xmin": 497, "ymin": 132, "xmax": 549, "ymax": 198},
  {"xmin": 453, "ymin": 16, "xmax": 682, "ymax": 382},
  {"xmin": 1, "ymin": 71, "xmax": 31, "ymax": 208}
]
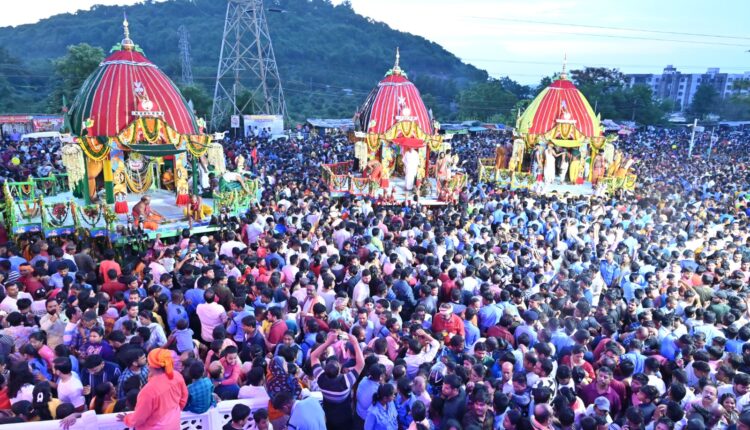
[
  {"xmin": 211, "ymin": 0, "xmax": 287, "ymax": 130},
  {"xmin": 178, "ymin": 25, "xmax": 194, "ymax": 86}
]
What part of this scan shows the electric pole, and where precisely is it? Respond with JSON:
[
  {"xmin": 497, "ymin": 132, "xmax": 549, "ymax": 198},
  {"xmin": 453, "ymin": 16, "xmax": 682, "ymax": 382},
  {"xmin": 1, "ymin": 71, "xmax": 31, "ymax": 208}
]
[
  {"xmin": 178, "ymin": 25, "xmax": 194, "ymax": 86},
  {"xmin": 211, "ymin": 0, "xmax": 288, "ymax": 130}
]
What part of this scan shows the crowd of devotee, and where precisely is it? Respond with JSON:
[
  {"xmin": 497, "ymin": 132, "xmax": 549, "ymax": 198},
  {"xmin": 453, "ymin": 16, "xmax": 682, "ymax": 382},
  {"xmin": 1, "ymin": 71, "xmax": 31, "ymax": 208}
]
[{"xmin": 0, "ymin": 125, "xmax": 748, "ymax": 430}]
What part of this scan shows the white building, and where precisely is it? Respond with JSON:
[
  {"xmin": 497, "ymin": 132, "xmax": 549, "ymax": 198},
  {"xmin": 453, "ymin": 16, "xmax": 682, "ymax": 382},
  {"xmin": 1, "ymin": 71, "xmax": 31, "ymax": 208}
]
[{"xmin": 625, "ymin": 66, "xmax": 750, "ymax": 112}]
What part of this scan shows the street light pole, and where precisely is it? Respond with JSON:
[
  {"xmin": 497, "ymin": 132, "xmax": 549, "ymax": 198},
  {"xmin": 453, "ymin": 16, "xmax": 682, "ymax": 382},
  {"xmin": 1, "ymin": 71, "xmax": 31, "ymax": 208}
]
[{"xmin": 688, "ymin": 118, "xmax": 697, "ymax": 157}]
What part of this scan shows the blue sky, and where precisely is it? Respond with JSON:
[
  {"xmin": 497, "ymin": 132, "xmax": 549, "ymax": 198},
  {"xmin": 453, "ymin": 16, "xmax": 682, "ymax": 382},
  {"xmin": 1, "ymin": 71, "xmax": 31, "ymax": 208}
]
[
  {"xmin": 3, "ymin": 0, "xmax": 749, "ymax": 84},
  {"xmin": 339, "ymin": 0, "xmax": 750, "ymax": 84}
]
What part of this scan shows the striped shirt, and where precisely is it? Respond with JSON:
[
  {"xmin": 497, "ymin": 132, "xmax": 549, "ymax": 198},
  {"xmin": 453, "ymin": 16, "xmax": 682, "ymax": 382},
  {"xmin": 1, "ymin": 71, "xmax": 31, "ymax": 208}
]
[
  {"xmin": 312, "ymin": 363, "xmax": 357, "ymax": 403},
  {"xmin": 312, "ymin": 364, "xmax": 358, "ymax": 425}
]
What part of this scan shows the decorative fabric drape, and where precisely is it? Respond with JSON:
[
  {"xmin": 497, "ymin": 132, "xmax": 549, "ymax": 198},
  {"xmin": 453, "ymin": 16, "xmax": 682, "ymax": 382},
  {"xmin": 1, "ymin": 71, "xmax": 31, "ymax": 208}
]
[{"xmin": 86, "ymin": 159, "xmax": 103, "ymax": 199}]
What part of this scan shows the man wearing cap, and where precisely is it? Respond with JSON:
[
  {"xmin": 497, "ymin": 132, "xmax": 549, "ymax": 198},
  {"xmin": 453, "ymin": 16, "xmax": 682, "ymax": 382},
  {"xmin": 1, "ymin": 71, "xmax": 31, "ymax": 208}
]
[
  {"xmin": 120, "ymin": 349, "xmax": 188, "ymax": 429},
  {"xmin": 578, "ymin": 396, "xmax": 612, "ymax": 426},
  {"xmin": 431, "ymin": 303, "xmax": 465, "ymax": 342}
]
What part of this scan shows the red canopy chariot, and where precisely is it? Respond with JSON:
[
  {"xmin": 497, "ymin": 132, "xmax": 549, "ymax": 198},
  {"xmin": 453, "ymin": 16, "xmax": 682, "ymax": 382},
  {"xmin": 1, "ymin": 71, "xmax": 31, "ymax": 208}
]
[
  {"xmin": 65, "ymin": 16, "xmax": 213, "ymax": 212},
  {"xmin": 353, "ymin": 49, "xmax": 442, "ymax": 181}
]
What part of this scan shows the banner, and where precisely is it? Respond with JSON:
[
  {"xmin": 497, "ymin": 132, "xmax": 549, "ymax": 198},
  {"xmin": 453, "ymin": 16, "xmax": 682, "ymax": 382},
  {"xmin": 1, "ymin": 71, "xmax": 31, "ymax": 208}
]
[
  {"xmin": 32, "ymin": 116, "xmax": 64, "ymax": 132},
  {"xmin": 244, "ymin": 114, "xmax": 283, "ymax": 137},
  {"xmin": 230, "ymin": 115, "xmax": 240, "ymax": 128},
  {"xmin": 0, "ymin": 115, "xmax": 32, "ymax": 124}
]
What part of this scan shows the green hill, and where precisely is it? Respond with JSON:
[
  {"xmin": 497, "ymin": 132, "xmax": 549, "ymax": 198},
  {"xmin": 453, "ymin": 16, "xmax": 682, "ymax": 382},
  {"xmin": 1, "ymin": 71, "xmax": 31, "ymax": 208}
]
[{"xmin": 0, "ymin": 0, "xmax": 489, "ymax": 122}]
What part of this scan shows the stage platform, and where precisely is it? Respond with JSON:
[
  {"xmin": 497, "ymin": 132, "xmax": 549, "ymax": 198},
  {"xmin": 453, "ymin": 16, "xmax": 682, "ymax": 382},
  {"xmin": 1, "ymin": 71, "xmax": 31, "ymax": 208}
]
[
  {"xmin": 534, "ymin": 181, "xmax": 595, "ymax": 197},
  {"xmin": 11, "ymin": 189, "xmax": 215, "ymax": 241},
  {"xmin": 383, "ymin": 178, "xmax": 447, "ymax": 206},
  {"xmin": 328, "ymin": 177, "xmax": 450, "ymax": 206}
]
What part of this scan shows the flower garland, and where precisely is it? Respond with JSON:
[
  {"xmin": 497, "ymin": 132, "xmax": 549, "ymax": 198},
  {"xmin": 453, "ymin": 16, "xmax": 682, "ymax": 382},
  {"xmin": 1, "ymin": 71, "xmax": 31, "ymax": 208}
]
[
  {"xmin": 44, "ymin": 203, "xmax": 70, "ymax": 227},
  {"xmin": 207, "ymin": 142, "xmax": 227, "ymax": 175},
  {"xmin": 19, "ymin": 182, "xmax": 33, "ymax": 197},
  {"xmin": 77, "ymin": 204, "xmax": 103, "ymax": 228},
  {"xmin": 37, "ymin": 180, "xmax": 55, "ymax": 196},
  {"xmin": 16, "ymin": 200, "xmax": 40, "ymax": 221},
  {"xmin": 124, "ymin": 159, "xmax": 154, "ymax": 194},
  {"xmin": 103, "ymin": 205, "xmax": 118, "ymax": 226},
  {"xmin": 77, "ymin": 136, "xmax": 111, "ymax": 161}
]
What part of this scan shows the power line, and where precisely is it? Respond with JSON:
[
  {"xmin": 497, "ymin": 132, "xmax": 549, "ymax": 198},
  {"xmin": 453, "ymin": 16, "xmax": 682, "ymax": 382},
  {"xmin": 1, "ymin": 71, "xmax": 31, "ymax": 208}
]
[
  {"xmin": 462, "ymin": 15, "xmax": 750, "ymax": 41},
  {"xmin": 459, "ymin": 58, "xmax": 750, "ymax": 72}
]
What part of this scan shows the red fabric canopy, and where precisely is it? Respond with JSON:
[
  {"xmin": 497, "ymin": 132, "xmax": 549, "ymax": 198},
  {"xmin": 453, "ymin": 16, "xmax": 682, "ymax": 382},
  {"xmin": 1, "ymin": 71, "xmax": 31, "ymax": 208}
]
[
  {"xmin": 392, "ymin": 136, "xmax": 424, "ymax": 149},
  {"xmin": 525, "ymin": 78, "xmax": 597, "ymax": 138},
  {"xmin": 355, "ymin": 71, "xmax": 433, "ymax": 136},
  {"xmin": 70, "ymin": 49, "xmax": 199, "ymax": 137}
]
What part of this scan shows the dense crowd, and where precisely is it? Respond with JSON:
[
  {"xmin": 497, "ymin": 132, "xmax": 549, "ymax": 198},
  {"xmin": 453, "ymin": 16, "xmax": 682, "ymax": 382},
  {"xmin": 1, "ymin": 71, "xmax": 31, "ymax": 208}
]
[{"xmin": 0, "ymin": 125, "xmax": 749, "ymax": 430}]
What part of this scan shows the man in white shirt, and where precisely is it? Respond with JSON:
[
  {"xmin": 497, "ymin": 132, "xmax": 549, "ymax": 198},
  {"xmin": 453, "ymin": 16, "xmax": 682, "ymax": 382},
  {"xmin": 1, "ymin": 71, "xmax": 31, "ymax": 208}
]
[
  {"xmin": 394, "ymin": 238, "xmax": 413, "ymax": 265},
  {"xmin": 40, "ymin": 299, "xmax": 67, "ymax": 348},
  {"xmin": 352, "ymin": 270, "xmax": 372, "ymax": 308},
  {"xmin": 0, "ymin": 283, "xmax": 32, "ymax": 314},
  {"xmin": 404, "ymin": 329, "xmax": 440, "ymax": 378},
  {"xmin": 196, "ymin": 290, "xmax": 227, "ymax": 343},
  {"xmin": 332, "ymin": 224, "xmax": 351, "ymax": 250},
  {"xmin": 220, "ymin": 232, "xmax": 247, "ymax": 257},
  {"xmin": 243, "ymin": 215, "xmax": 265, "ymax": 245},
  {"xmin": 54, "ymin": 356, "xmax": 86, "ymax": 411}
]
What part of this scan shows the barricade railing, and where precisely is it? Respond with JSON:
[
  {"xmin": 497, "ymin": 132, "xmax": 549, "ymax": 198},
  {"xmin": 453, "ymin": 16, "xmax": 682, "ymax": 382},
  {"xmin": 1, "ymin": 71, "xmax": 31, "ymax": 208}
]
[{"xmin": 0, "ymin": 397, "xmax": 268, "ymax": 430}]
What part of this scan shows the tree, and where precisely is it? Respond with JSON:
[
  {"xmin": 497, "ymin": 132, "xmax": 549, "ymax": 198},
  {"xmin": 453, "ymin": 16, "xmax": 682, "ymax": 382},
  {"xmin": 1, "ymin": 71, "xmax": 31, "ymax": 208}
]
[
  {"xmin": 457, "ymin": 79, "xmax": 518, "ymax": 123},
  {"xmin": 569, "ymin": 67, "xmax": 627, "ymax": 120},
  {"xmin": 536, "ymin": 75, "xmax": 555, "ymax": 93},
  {"xmin": 731, "ymin": 78, "xmax": 750, "ymax": 96},
  {"xmin": 570, "ymin": 67, "xmax": 625, "ymax": 92},
  {"xmin": 178, "ymin": 84, "xmax": 212, "ymax": 119},
  {"xmin": 497, "ymin": 76, "xmax": 531, "ymax": 100},
  {"xmin": 47, "ymin": 43, "xmax": 104, "ymax": 112},
  {"xmin": 617, "ymin": 84, "xmax": 666, "ymax": 125},
  {"xmin": 721, "ymin": 95, "xmax": 750, "ymax": 120},
  {"xmin": 0, "ymin": 0, "xmax": 490, "ymax": 119},
  {"xmin": 0, "ymin": 46, "xmax": 33, "ymax": 112},
  {"xmin": 689, "ymin": 84, "xmax": 720, "ymax": 120}
]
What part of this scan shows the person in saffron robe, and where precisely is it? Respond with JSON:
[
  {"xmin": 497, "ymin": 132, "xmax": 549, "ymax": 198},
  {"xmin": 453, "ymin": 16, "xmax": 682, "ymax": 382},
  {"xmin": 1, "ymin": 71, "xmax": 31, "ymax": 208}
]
[
  {"xmin": 494, "ymin": 144, "xmax": 507, "ymax": 171},
  {"xmin": 132, "ymin": 196, "xmax": 164, "ymax": 230},
  {"xmin": 120, "ymin": 348, "xmax": 188, "ymax": 430},
  {"xmin": 364, "ymin": 159, "xmax": 384, "ymax": 187},
  {"xmin": 184, "ymin": 194, "xmax": 213, "ymax": 221},
  {"xmin": 592, "ymin": 152, "xmax": 607, "ymax": 185},
  {"xmin": 161, "ymin": 168, "xmax": 174, "ymax": 191}
]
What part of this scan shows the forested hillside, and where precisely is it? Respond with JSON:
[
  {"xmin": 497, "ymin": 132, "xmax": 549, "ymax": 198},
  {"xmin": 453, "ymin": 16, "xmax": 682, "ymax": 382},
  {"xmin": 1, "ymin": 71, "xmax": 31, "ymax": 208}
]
[{"xmin": 0, "ymin": 0, "xmax": 489, "ymax": 122}]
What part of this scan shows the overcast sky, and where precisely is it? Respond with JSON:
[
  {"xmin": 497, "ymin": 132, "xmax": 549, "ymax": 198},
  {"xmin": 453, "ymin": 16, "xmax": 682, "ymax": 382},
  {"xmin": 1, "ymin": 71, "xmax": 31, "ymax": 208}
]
[{"xmin": 2, "ymin": 0, "xmax": 749, "ymax": 84}]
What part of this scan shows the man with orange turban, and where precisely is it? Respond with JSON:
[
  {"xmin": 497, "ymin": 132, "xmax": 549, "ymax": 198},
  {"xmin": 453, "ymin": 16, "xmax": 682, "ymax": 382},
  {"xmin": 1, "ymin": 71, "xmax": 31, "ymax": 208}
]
[{"xmin": 119, "ymin": 348, "xmax": 188, "ymax": 429}]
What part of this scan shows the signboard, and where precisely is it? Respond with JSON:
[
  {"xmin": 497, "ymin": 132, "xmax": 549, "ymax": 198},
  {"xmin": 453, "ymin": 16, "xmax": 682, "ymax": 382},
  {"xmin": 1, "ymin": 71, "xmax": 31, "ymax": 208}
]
[
  {"xmin": 230, "ymin": 115, "xmax": 240, "ymax": 128},
  {"xmin": 244, "ymin": 114, "xmax": 284, "ymax": 137},
  {"xmin": 32, "ymin": 116, "xmax": 64, "ymax": 132},
  {"xmin": 0, "ymin": 115, "xmax": 32, "ymax": 124}
]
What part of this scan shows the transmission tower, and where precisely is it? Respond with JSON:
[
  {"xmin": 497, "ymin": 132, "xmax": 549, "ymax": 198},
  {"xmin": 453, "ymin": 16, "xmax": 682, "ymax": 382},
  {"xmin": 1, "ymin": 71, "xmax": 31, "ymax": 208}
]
[
  {"xmin": 177, "ymin": 25, "xmax": 194, "ymax": 86},
  {"xmin": 211, "ymin": 0, "xmax": 288, "ymax": 130}
]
